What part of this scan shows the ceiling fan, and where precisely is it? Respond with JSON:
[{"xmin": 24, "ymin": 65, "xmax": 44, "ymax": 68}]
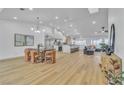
[
  {"xmin": 101, "ymin": 27, "xmax": 108, "ymax": 33},
  {"xmin": 95, "ymin": 27, "xmax": 108, "ymax": 35}
]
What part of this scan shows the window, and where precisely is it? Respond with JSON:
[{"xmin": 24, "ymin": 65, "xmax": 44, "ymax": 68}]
[
  {"xmin": 14, "ymin": 34, "xmax": 34, "ymax": 47},
  {"xmin": 25, "ymin": 35, "xmax": 34, "ymax": 46}
]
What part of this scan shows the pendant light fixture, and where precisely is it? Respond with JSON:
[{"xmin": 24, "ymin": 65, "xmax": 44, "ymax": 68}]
[
  {"xmin": 31, "ymin": 17, "xmax": 41, "ymax": 33},
  {"xmin": 35, "ymin": 17, "xmax": 40, "ymax": 33}
]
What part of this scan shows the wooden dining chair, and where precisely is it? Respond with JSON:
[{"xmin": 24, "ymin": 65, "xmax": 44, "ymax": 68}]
[
  {"xmin": 34, "ymin": 51, "xmax": 45, "ymax": 63},
  {"xmin": 24, "ymin": 48, "xmax": 33, "ymax": 62},
  {"xmin": 45, "ymin": 50, "xmax": 54, "ymax": 63}
]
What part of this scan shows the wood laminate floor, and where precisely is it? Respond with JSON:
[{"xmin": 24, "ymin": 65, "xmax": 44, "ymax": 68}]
[{"xmin": 0, "ymin": 52, "xmax": 105, "ymax": 85}]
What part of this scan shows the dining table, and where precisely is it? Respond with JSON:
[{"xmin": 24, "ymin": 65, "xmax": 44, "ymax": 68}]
[{"xmin": 24, "ymin": 48, "xmax": 56, "ymax": 64}]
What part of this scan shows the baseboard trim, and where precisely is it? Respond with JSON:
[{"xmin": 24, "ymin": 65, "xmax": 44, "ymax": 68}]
[{"xmin": 0, "ymin": 56, "xmax": 24, "ymax": 62}]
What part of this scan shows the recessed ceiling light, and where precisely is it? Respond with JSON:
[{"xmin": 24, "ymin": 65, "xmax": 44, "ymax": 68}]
[
  {"xmin": 29, "ymin": 8, "xmax": 33, "ymax": 11},
  {"xmin": 30, "ymin": 27, "xmax": 34, "ymax": 31},
  {"xmin": 69, "ymin": 24, "xmax": 73, "ymax": 27},
  {"xmin": 13, "ymin": 17, "xmax": 18, "ymax": 20},
  {"xmin": 55, "ymin": 16, "xmax": 59, "ymax": 19},
  {"xmin": 58, "ymin": 32, "xmax": 62, "ymax": 34},
  {"xmin": 88, "ymin": 8, "xmax": 99, "ymax": 14},
  {"xmin": 42, "ymin": 29, "xmax": 46, "ymax": 32},
  {"xmin": 92, "ymin": 21, "xmax": 96, "ymax": 24},
  {"xmin": 102, "ymin": 31, "xmax": 105, "ymax": 33},
  {"xmin": 35, "ymin": 30, "xmax": 40, "ymax": 33}
]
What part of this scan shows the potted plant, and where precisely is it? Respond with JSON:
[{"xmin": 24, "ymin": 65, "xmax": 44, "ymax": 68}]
[
  {"xmin": 104, "ymin": 70, "xmax": 124, "ymax": 85},
  {"xmin": 100, "ymin": 43, "xmax": 108, "ymax": 52}
]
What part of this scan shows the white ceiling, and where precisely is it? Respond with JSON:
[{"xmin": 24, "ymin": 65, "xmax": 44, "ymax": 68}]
[{"xmin": 0, "ymin": 8, "xmax": 108, "ymax": 38}]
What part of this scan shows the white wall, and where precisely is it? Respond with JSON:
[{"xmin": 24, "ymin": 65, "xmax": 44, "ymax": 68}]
[
  {"xmin": 83, "ymin": 37, "xmax": 108, "ymax": 46},
  {"xmin": 0, "ymin": 20, "xmax": 44, "ymax": 60},
  {"xmin": 108, "ymin": 9, "xmax": 124, "ymax": 71}
]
